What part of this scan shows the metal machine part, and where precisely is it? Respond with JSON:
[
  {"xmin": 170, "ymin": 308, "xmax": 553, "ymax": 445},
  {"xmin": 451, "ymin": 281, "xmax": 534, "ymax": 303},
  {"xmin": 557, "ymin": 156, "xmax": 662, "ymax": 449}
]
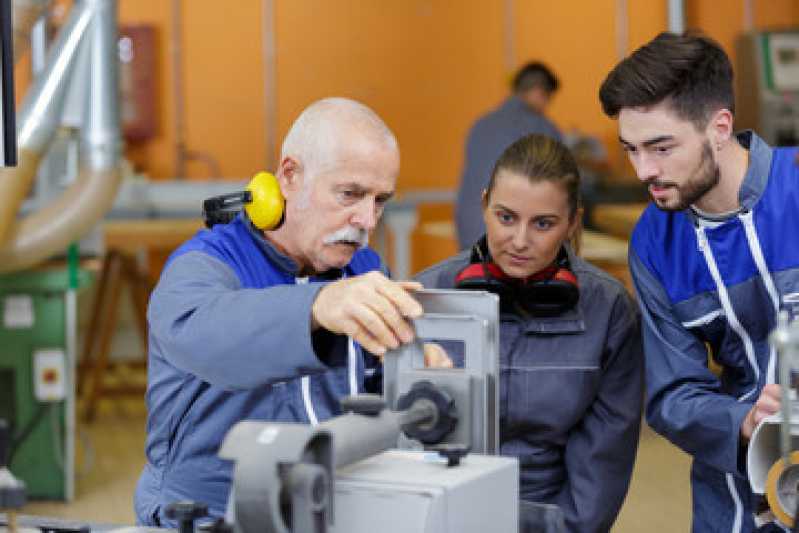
[
  {"xmin": 765, "ymin": 451, "xmax": 799, "ymax": 527},
  {"xmin": 220, "ymin": 387, "xmax": 516, "ymax": 533},
  {"xmin": 383, "ymin": 289, "xmax": 500, "ymax": 454},
  {"xmin": 0, "ymin": 0, "xmax": 122, "ymax": 272},
  {"xmin": 736, "ymin": 30, "xmax": 799, "ymax": 147},
  {"xmin": 218, "ymin": 291, "xmax": 507, "ymax": 533},
  {"xmin": 748, "ymin": 312, "xmax": 799, "ymax": 528},
  {"xmin": 219, "ymin": 387, "xmax": 452, "ymax": 533}
]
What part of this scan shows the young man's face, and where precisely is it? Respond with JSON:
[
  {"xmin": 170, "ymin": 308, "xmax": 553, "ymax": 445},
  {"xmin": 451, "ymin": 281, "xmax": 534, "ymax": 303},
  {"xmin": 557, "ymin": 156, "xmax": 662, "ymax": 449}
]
[{"xmin": 618, "ymin": 102, "xmax": 719, "ymax": 211}]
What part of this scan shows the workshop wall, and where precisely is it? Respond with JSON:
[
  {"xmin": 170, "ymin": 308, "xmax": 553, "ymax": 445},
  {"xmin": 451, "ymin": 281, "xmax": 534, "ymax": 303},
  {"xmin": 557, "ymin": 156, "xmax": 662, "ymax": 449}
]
[
  {"xmin": 110, "ymin": 0, "xmax": 799, "ymax": 187},
  {"xmin": 13, "ymin": 1, "xmax": 799, "ymax": 187}
]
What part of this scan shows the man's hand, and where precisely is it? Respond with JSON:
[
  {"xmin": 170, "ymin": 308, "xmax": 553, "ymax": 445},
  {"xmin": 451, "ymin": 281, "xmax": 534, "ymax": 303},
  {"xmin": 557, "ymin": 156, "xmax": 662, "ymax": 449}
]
[
  {"xmin": 423, "ymin": 343, "xmax": 454, "ymax": 368},
  {"xmin": 312, "ymin": 271, "xmax": 423, "ymax": 357},
  {"xmin": 741, "ymin": 384, "xmax": 782, "ymax": 441}
]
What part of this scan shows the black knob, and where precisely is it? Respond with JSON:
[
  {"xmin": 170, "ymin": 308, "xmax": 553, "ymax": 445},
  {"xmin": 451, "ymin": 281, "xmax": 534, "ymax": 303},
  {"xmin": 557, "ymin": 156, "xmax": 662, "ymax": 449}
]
[
  {"xmin": 431, "ymin": 443, "xmax": 470, "ymax": 467},
  {"xmin": 166, "ymin": 501, "xmax": 208, "ymax": 533},
  {"xmin": 397, "ymin": 381, "xmax": 458, "ymax": 444},
  {"xmin": 340, "ymin": 394, "xmax": 386, "ymax": 416}
]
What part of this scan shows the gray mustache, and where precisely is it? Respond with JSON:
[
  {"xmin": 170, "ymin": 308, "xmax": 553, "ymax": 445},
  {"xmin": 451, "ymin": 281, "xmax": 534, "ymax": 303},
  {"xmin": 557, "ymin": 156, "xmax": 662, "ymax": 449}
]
[{"xmin": 322, "ymin": 226, "xmax": 368, "ymax": 248}]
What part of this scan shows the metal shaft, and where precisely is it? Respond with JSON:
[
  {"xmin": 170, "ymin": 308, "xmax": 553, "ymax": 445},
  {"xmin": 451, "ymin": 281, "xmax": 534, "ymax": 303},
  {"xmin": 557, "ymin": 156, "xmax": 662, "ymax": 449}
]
[{"xmin": 320, "ymin": 401, "xmax": 435, "ymax": 469}]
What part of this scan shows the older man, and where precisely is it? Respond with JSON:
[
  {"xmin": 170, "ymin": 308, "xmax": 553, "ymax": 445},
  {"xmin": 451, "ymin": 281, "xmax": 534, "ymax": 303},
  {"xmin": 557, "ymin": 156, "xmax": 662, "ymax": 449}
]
[{"xmin": 134, "ymin": 98, "xmax": 428, "ymax": 526}]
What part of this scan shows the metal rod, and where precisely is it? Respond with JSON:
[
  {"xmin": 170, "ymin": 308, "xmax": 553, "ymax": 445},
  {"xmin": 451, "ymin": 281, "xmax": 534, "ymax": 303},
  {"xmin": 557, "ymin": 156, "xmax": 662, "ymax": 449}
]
[
  {"xmin": 320, "ymin": 401, "xmax": 435, "ymax": 469},
  {"xmin": 667, "ymin": 0, "xmax": 685, "ymax": 34}
]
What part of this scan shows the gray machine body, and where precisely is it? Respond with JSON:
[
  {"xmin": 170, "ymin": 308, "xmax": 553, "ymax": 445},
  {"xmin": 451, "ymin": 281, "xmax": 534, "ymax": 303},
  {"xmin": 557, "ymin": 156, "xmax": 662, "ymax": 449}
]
[
  {"xmin": 333, "ymin": 449, "xmax": 518, "ymax": 533},
  {"xmin": 383, "ymin": 289, "xmax": 500, "ymax": 454},
  {"xmin": 737, "ymin": 30, "xmax": 799, "ymax": 146},
  {"xmin": 220, "ymin": 290, "xmax": 509, "ymax": 533}
]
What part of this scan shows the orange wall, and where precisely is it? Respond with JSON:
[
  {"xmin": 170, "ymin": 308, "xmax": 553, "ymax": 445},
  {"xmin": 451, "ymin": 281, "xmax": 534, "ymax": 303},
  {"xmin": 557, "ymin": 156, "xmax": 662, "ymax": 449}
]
[{"xmin": 13, "ymin": 1, "xmax": 799, "ymax": 189}]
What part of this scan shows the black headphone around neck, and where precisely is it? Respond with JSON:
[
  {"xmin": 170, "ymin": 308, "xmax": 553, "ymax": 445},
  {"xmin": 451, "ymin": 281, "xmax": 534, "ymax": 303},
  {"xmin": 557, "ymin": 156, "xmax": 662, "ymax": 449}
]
[{"xmin": 454, "ymin": 237, "xmax": 579, "ymax": 317}]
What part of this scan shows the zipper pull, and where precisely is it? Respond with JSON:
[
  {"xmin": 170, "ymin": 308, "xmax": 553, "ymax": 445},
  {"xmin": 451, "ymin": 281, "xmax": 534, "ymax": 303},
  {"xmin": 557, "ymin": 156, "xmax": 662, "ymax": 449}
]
[{"xmin": 695, "ymin": 227, "xmax": 707, "ymax": 252}]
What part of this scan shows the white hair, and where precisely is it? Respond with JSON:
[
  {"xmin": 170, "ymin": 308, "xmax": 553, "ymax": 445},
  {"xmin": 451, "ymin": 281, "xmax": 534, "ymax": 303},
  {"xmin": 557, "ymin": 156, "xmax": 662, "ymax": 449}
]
[{"xmin": 280, "ymin": 97, "xmax": 398, "ymax": 176}]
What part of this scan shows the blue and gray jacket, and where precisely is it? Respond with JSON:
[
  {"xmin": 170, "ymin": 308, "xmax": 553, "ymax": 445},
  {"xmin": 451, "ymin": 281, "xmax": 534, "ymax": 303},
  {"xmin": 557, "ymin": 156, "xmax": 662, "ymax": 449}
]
[
  {"xmin": 630, "ymin": 131, "xmax": 799, "ymax": 532},
  {"xmin": 134, "ymin": 213, "xmax": 383, "ymax": 526}
]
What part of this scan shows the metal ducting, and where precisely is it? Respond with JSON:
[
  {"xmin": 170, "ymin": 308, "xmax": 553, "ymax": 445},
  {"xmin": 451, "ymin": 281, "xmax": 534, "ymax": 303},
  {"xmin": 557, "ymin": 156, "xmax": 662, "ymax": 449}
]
[
  {"xmin": 0, "ymin": 0, "xmax": 121, "ymax": 272},
  {"xmin": 11, "ymin": 0, "xmax": 53, "ymax": 63}
]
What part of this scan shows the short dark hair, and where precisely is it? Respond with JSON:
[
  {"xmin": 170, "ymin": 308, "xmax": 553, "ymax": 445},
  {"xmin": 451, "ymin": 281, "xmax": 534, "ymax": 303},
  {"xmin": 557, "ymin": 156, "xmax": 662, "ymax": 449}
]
[
  {"xmin": 598, "ymin": 32, "xmax": 735, "ymax": 128},
  {"xmin": 512, "ymin": 62, "xmax": 559, "ymax": 94}
]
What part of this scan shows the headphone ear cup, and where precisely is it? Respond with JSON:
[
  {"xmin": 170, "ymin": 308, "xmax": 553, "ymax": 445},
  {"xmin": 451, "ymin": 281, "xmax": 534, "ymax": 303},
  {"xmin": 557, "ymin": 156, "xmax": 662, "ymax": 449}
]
[
  {"xmin": 244, "ymin": 171, "xmax": 285, "ymax": 230},
  {"xmin": 521, "ymin": 267, "xmax": 580, "ymax": 317},
  {"xmin": 454, "ymin": 262, "xmax": 515, "ymax": 301}
]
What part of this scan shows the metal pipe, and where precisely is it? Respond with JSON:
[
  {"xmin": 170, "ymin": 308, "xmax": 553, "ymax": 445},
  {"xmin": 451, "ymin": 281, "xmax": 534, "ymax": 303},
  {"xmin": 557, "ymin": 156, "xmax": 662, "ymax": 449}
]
[
  {"xmin": 0, "ymin": 0, "xmax": 121, "ymax": 272},
  {"xmin": 667, "ymin": 0, "xmax": 686, "ymax": 34},
  {"xmin": 0, "ymin": 0, "xmax": 92, "ymax": 245},
  {"xmin": 11, "ymin": 0, "xmax": 52, "ymax": 64},
  {"xmin": 320, "ymin": 402, "xmax": 435, "ymax": 469}
]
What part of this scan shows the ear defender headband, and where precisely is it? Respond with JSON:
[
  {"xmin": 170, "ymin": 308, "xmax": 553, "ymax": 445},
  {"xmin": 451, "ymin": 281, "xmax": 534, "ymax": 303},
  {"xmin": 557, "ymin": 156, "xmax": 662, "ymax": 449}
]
[
  {"xmin": 202, "ymin": 171, "xmax": 285, "ymax": 230},
  {"xmin": 454, "ymin": 237, "xmax": 579, "ymax": 317}
]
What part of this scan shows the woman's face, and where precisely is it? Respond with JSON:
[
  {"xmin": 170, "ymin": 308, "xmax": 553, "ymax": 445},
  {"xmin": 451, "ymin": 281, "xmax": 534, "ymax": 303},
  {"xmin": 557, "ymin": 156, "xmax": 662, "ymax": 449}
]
[{"xmin": 482, "ymin": 170, "xmax": 578, "ymax": 279}]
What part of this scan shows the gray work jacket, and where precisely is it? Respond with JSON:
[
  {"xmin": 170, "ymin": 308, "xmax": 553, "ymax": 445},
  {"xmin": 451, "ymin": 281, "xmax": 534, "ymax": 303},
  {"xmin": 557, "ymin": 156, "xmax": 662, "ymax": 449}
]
[{"xmin": 415, "ymin": 247, "xmax": 643, "ymax": 533}]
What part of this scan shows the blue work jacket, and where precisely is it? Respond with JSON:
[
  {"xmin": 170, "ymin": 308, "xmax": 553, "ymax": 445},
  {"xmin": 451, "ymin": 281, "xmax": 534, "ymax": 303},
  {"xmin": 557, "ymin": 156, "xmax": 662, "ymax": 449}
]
[
  {"xmin": 134, "ymin": 213, "xmax": 383, "ymax": 526},
  {"xmin": 630, "ymin": 132, "xmax": 799, "ymax": 532}
]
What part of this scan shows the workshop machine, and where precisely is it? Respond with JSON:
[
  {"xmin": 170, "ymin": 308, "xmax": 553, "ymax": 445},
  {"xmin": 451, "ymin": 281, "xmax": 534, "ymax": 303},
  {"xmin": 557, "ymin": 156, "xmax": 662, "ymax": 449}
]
[
  {"xmin": 219, "ymin": 289, "xmax": 520, "ymax": 533},
  {"xmin": 737, "ymin": 29, "xmax": 799, "ymax": 147},
  {"xmin": 748, "ymin": 309, "xmax": 799, "ymax": 530},
  {"xmin": 0, "ymin": 265, "xmax": 91, "ymax": 501},
  {"xmin": 2, "ymin": 290, "xmax": 541, "ymax": 533}
]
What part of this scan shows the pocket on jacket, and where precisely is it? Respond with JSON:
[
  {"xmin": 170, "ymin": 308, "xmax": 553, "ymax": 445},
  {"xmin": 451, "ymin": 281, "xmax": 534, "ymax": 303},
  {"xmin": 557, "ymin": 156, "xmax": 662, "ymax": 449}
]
[{"xmin": 504, "ymin": 365, "xmax": 600, "ymax": 432}]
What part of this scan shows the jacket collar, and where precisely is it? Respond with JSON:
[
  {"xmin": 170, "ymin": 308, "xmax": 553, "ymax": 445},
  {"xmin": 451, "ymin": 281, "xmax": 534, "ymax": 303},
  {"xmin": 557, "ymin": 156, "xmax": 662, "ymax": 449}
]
[
  {"xmin": 240, "ymin": 212, "xmax": 344, "ymax": 280},
  {"xmin": 737, "ymin": 130, "xmax": 774, "ymax": 210},
  {"xmin": 682, "ymin": 130, "xmax": 773, "ymax": 224}
]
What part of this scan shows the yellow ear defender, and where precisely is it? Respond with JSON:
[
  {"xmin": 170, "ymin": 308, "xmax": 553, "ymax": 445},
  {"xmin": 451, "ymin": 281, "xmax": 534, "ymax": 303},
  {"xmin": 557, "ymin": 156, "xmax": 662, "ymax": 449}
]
[{"xmin": 202, "ymin": 171, "xmax": 285, "ymax": 230}]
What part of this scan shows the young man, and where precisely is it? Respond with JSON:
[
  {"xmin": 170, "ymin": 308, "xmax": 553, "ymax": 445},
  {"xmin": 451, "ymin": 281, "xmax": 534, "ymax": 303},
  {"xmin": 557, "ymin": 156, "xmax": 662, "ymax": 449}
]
[
  {"xmin": 134, "ymin": 98, "xmax": 443, "ymax": 526},
  {"xmin": 600, "ymin": 32, "xmax": 795, "ymax": 532}
]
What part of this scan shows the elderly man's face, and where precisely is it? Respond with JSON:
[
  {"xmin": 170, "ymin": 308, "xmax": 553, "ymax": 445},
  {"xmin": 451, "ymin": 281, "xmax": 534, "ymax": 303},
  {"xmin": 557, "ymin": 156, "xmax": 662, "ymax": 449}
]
[{"xmin": 284, "ymin": 139, "xmax": 399, "ymax": 274}]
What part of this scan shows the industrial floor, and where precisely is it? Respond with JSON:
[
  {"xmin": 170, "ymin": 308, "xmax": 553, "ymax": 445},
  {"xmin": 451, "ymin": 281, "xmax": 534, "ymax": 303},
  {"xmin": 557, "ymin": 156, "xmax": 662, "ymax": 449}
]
[{"xmin": 19, "ymin": 398, "xmax": 692, "ymax": 531}]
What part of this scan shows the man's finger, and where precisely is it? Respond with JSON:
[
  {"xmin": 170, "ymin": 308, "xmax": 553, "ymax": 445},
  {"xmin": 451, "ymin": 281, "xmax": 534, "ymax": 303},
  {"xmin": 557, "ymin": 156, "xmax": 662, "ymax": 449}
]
[
  {"xmin": 375, "ymin": 281, "xmax": 423, "ymax": 318},
  {"xmin": 756, "ymin": 396, "xmax": 781, "ymax": 415},
  {"xmin": 423, "ymin": 343, "xmax": 454, "ymax": 368},
  {"xmin": 350, "ymin": 303, "xmax": 402, "ymax": 352},
  {"xmin": 396, "ymin": 280, "xmax": 423, "ymax": 292},
  {"xmin": 346, "ymin": 320, "xmax": 387, "ymax": 357},
  {"xmin": 364, "ymin": 293, "xmax": 415, "ymax": 344},
  {"xmin": 762, "ymin": 384, "xmax": 782, "ymax": 400}
]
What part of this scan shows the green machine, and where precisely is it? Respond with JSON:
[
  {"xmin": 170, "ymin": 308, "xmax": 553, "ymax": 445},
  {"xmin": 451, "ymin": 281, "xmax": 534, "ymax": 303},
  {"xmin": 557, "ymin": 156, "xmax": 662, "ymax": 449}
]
[{"xmin": 0, "ymin": 252, "xmax": 91, "ymax": 501}]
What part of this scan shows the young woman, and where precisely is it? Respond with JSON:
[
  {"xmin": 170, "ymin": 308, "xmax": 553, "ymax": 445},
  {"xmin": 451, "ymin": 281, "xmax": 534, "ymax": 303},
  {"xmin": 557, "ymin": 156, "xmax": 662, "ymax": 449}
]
[{"xmin": 416, "ymin": 134, "xmax": 643, "ymax": 533}]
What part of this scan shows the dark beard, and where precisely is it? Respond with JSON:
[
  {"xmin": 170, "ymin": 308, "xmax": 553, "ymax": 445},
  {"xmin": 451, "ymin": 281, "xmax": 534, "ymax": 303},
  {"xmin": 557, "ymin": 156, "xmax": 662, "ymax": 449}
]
[{"xmin": 660, "ymin": 141, "xmax": 720, "ymax": 211}]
